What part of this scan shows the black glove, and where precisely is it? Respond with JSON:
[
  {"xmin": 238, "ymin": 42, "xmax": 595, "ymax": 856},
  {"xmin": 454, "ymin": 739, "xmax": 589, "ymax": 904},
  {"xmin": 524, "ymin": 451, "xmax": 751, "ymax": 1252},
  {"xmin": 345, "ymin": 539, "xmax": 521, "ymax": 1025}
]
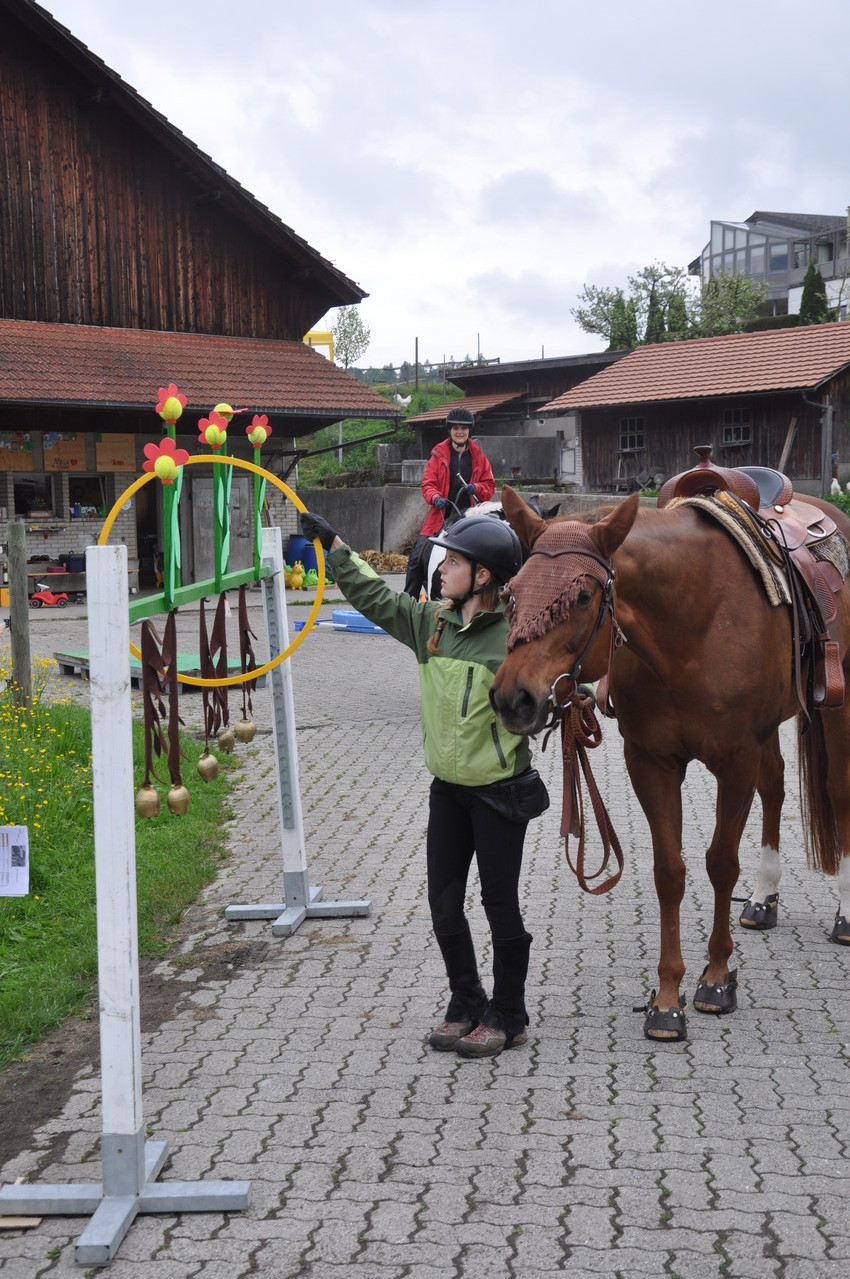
[
  {"xmin": 301, "ymin": 511, "xmax": 337, "ymax": 551},
  {"xmin": 433, "ymin": 496, "xmax": 449, "ymax": 510},
  {"xmin": 461, "ymin": 483, "xmax": 477, "ymax": 498}
]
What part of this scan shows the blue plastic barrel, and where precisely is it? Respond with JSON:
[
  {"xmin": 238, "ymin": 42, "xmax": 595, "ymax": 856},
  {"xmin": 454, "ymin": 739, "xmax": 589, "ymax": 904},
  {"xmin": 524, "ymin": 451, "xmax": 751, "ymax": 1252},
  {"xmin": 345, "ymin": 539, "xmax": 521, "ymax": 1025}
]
[{"xmin": 286, "ymin": 534, "xmax": 318, "ymax": 573}]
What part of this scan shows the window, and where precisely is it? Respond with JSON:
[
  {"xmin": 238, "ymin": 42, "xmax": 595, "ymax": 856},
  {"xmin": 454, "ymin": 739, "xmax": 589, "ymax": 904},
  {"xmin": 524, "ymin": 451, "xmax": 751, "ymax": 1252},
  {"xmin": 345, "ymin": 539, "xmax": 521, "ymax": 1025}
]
[
  {"xmin": 768, "ymin": 242, "xmax": 789, "ymax": 272},
  {"xmin": 13, "ymin": 475, "xmax": 56, "ymax": 517},
  {"xmin": 721, "ymin": 407, "xmax": 752, "ymax": 447},
  {"xmin": 750, "ymin": 245, "xmax": 765, "ymax": 275},
  {"xmin": 619, "ymin": 417, "xmax": 644, "ymax": 452}
]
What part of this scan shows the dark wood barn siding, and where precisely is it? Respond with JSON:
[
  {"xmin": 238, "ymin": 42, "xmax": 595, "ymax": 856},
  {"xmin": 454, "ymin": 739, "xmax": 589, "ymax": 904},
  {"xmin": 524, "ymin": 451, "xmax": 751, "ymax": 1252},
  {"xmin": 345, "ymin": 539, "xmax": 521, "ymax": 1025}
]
[
  {"xmin": 580, "ymin": 394, "xmax": 825, "ymax": 491},
  {"xmin": 1, "ymin": 18, "xmax": 336, "ymax": 338}
]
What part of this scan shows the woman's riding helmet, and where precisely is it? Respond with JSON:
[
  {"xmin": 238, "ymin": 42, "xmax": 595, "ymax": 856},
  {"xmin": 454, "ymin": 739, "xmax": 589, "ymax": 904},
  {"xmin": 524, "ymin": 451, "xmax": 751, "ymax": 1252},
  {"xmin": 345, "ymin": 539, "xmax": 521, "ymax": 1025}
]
[
  {"xmin": 445, "ymin": 405, "xmax": 475, "ymax": 428},
  {"xmin": 428, "ymin": 518, "xmax": 522, "ymax": 586}
]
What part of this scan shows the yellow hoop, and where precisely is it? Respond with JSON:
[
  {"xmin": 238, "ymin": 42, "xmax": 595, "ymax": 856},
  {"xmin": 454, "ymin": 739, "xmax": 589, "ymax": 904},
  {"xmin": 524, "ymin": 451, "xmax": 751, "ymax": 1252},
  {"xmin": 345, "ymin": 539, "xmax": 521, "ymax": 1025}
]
[{"xmin": 99, "ymin": 455, "xmax": 325, "ymax": 686}]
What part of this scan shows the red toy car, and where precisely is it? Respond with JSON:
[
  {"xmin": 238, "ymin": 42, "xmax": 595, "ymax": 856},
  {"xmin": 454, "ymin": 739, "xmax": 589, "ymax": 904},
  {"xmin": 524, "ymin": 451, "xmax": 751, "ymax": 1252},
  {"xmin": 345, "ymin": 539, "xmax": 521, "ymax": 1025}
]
[{"xmin": 30, "ymin": 583, "xmax": 70, "ymax": 608}]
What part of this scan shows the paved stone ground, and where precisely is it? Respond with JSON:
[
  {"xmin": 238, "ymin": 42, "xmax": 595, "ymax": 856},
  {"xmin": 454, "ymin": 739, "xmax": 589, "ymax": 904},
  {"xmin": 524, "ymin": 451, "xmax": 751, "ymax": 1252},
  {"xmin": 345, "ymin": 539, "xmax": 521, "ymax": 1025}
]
[{"xmin": 2, "ymin": 584, "xmax": 850, "ymax": 1277}]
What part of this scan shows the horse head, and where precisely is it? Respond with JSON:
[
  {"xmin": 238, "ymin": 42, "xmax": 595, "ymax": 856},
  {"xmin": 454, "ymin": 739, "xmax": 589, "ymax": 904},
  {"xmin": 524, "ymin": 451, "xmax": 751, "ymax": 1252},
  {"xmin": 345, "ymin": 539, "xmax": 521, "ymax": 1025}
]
[{"xmin": 490, "ymin": 487, "xmax": 640, "ymax": 735}]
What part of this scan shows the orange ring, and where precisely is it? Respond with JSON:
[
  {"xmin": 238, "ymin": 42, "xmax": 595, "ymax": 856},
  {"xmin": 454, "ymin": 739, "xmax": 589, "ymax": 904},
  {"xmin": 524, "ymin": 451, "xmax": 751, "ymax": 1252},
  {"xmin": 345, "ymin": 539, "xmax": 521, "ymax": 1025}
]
[{"xmin": 99, "ymin": 455, "xmax": 324, "ymax": 685}]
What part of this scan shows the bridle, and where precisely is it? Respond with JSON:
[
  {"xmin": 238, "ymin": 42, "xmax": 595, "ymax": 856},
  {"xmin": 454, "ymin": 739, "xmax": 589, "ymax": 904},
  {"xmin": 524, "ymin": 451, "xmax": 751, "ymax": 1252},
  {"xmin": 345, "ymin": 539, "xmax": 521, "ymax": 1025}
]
[
  {"xmin": 504, "ymin": 535, "xmax": 628, "ymax": 895},
  {"xmin": 516, "ymin": 543, "xmax": 625, "ymax": 734}
]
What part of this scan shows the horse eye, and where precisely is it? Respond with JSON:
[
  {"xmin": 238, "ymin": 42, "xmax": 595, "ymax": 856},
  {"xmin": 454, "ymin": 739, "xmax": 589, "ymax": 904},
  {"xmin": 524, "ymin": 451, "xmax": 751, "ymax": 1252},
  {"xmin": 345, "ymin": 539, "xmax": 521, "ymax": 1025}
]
[{"xmin": 576, "ymin": 589, "xmax": 593, "ymax": 608}]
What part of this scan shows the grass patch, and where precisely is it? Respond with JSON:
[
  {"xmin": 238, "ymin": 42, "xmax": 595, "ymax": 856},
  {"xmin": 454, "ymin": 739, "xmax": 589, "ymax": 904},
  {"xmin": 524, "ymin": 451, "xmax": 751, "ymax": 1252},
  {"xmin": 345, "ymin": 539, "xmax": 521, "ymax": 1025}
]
[{"xmin": 0, "ymin": 660, "xmax": 236, "ymax": 1070}]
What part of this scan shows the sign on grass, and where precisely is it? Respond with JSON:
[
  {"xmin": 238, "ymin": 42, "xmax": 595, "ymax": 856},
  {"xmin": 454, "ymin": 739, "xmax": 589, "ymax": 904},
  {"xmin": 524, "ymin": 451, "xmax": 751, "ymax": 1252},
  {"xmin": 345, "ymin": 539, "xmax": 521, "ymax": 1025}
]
[{"xmin": 0, "ymin": 826, "xmax": 28, "ymax": 896}]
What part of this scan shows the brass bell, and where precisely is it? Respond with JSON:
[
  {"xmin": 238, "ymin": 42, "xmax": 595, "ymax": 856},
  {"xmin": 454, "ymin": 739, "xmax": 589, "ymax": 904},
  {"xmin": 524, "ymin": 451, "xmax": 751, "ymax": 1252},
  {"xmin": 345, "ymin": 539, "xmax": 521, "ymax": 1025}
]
[
  {"xmin": 166, "ymin": 784, "xmax": 190, "ymax": 815},
  {"xmin": 197, "ymin": 751, "xmax": 220, "ymax": 782},
  {"xmin": 234, "ymin": 718, "xmax": 257, "ymax": 743},
  {"xmin": 135, "ymin": 783, "xmax": 160, "ymax": 818},
  {"xmin": 217, "ymin": 727, "xmax": 236, "ymax": 754}
]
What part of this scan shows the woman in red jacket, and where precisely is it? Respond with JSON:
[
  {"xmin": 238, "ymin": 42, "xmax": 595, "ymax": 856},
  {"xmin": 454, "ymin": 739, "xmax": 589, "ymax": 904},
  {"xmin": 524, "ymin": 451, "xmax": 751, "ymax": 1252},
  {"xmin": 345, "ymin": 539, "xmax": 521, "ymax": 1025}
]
[{"xmin": 404, "ymin": 405, "xmax": 496, "ymax": 597}]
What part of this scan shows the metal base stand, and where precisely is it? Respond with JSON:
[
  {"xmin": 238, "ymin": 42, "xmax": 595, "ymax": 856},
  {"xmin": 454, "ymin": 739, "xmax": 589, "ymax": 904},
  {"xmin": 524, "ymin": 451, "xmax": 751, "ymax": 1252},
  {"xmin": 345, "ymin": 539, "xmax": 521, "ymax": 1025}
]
[
  {"xmin": 226, "ymin": 875, "xmax": 370, "ymax": 936},
  {"xmin": 0, "ymin": 1134, "xmax": 249, "ymax": 1267},
  {"xmin": 225, "ymin": 530, "xmax": 370, "ymax": 937}
]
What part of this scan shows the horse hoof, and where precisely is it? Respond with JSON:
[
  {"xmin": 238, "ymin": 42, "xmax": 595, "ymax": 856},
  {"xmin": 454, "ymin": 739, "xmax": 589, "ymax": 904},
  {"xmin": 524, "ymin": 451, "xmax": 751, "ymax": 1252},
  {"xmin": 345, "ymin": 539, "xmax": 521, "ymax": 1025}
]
[
  {"xmin": 693, "ymin": 967, "xmax": 738, "ymax": 1014},
  {"xmin": 830, "ymin": 914, "xmax": 850, "ymax": 945},
  {"xmin": 739, "ymin": 893, "xmax": 778, "ymax": 930},
  {"xmin": 637, "ymin": 992, "xmax": 688, "ymax": 1041}
]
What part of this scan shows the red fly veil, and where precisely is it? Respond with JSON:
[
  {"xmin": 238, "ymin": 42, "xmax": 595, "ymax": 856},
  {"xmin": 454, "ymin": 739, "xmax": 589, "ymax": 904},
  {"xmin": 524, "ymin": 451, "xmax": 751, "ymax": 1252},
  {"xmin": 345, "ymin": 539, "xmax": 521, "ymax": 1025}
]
[{"xmin": 505, "ymin": 520, "xmax": 613, "ymax": 652}]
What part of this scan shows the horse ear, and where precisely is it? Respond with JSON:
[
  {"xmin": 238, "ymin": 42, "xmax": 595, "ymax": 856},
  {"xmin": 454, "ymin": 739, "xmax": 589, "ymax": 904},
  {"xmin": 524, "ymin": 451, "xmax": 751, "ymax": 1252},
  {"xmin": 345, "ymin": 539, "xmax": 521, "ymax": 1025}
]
[
  {"xmin": 501, "ymin": 484, "xmax": 548, "ymax": 548},
  {"xmin": 592, "ymin": 492, "xmax": 640, "ymax": 560}
]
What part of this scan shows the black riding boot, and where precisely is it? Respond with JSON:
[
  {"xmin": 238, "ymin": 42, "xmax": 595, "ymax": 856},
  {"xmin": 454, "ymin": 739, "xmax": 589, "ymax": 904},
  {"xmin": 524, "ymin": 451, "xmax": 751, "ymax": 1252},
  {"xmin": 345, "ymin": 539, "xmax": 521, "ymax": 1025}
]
[
  {"xmin": 455, "ymin": 932, "xmax": 532, "ymax": 1058},
  {"xmin": 428, "ymin": 926, "xmax": 488, "ymax": 1050}
]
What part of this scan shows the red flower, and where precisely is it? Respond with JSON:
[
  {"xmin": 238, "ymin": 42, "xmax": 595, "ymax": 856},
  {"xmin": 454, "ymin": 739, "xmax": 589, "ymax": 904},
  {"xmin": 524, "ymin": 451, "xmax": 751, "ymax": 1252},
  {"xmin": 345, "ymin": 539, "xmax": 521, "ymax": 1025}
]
[
  {"xmin": 198, "ymin": 410, "xmax": 229, "ymax": 450},
  {"xmin": 155, "ymin": 383, "xmax": 187, "ymax": 424},
  {"xmin": 143, "ymin": 436, "xmax": 190, "ymax": 484},
  {"xmin": 246, "ymin": 414, "xmax": 271, "ymax": 447}
]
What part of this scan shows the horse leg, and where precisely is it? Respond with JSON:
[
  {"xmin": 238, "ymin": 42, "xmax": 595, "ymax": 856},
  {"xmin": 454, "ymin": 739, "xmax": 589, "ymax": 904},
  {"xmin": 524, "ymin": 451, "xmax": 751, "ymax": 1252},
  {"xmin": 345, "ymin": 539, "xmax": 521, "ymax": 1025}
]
[
  {"xmin": 739, "ymin": 732, "xmax": 784, "ymax": 931},
  {"xmin": 623, "ymin": 743, "xmax": 688, "ymax": 1040},
  {"xmin": 813, "ymin": 704, "xmax": 850, "ymax": 944},
  {"xmin": 694, "ymin": 765, "xmax": 757, "ymax": 1015}
]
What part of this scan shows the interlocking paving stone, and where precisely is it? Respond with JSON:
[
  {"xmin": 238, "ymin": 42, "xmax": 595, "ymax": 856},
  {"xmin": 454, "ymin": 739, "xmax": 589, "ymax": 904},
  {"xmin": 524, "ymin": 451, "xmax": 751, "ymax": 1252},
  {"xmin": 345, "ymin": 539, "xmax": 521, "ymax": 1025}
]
[{"xmin": 2, "ymin": 590, "xmax": 850, "ymax": 1275}]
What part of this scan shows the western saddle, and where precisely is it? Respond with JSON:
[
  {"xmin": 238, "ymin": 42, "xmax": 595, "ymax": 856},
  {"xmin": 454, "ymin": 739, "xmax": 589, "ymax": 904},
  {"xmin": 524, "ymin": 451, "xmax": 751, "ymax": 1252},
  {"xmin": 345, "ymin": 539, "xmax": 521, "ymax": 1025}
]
[{"xmin": 657, "ymin": 446, "xmax": 846, "ymax": 713}]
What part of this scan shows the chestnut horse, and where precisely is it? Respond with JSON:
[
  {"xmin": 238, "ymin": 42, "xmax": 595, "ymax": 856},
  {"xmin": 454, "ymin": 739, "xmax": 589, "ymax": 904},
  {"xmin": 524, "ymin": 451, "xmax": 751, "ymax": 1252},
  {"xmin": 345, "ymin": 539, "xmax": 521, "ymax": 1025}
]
[{"xmin": 491, "ymin": 485, "xmax": 850, "ymax": 1040}]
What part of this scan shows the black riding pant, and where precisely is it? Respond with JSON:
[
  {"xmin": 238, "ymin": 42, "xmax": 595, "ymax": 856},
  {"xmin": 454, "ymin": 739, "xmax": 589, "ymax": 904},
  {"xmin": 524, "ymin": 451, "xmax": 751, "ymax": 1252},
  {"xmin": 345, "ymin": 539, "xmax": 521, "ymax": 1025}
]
[{"xmin": 427, "ymin": 777, "xmax": 528, "ymax": 942}]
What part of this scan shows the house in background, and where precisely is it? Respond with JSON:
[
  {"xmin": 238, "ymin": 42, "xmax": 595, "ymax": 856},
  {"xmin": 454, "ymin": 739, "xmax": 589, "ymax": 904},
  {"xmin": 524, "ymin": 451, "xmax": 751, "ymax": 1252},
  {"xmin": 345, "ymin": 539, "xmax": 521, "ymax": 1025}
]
[
  {"xmin": 0, "ymin": 0, "xmax": 396, "ymax": 587},
  {"xmin": 403, "ymin": 351, "xmax": 627, "ymax": 487},
  {"xmin": 689, "ymin": 210, "xmax": 850, "ymax": 320},
  {"xmin": 541, "ymin": 322, "xmax": 850, "ymax": 496}
]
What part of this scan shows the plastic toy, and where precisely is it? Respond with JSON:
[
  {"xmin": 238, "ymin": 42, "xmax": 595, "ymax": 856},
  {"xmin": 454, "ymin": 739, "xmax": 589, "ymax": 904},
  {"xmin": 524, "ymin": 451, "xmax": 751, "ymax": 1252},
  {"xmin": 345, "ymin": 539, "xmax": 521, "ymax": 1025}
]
[
  {"xmin": 30, "ymin": 583, "xmax": 70, "ymax": 608},
  {"xmin": 289, "ymin": 560, "xmax": 304, "ymax": 590}
]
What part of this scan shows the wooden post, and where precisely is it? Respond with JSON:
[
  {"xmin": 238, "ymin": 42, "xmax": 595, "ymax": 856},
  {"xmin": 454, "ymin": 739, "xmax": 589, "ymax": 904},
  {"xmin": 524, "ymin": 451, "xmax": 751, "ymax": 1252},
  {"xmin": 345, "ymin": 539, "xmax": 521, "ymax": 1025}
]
[{"xmin": 7, "ymin": 521, "xmax": 31, "ymax": 710}]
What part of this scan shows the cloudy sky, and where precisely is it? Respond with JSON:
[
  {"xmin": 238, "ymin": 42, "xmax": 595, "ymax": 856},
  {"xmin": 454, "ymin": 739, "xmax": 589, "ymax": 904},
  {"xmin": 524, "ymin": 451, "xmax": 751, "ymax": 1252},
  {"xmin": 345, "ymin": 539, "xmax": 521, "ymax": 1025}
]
[{"xmin": 41, "ymin": 0, "xmax": 850, "ymax": 369}]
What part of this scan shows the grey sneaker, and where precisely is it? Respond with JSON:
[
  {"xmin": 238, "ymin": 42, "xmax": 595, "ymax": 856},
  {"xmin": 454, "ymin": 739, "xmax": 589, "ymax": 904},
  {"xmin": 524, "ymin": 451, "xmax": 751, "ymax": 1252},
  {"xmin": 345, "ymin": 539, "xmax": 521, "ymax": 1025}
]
[
  {"xmin": 428, "ymin": 1018, "xmax": 476, "ymax": 1051},
  {"xmin": 455, "ymin": 1023, "xmax": 528, "ymax": 1059}
]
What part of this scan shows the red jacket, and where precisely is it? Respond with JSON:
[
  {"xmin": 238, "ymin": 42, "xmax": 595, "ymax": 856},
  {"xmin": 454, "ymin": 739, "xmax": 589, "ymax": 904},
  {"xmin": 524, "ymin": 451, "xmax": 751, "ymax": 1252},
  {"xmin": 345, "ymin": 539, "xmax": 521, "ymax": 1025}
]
[{"xmin": 419, "ymin": 438, "xmax": 496, "ymax": 536}]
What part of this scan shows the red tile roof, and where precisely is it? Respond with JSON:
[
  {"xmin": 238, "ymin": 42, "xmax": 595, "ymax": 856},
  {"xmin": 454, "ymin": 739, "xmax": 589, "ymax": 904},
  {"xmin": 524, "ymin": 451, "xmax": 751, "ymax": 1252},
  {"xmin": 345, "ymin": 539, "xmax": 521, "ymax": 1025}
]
[
  {"xmin": 406, "ymin": 391, "xmax": 524, "ymax": 425},
  {"xmin": 0, "ymin": 320, "xmax": 398, "ymax": 426},
  {"xmin": 542, "ymin": 322, "xmax": 850, "ymax": 413}
]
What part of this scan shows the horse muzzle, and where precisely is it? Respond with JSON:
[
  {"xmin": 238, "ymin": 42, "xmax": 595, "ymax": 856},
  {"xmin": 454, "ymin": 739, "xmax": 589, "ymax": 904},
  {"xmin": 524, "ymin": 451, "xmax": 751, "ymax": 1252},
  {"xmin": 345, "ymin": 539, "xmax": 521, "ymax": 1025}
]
[{"xmin": 489, "ymin": 671, "xmax": 551, "ymax": 736}]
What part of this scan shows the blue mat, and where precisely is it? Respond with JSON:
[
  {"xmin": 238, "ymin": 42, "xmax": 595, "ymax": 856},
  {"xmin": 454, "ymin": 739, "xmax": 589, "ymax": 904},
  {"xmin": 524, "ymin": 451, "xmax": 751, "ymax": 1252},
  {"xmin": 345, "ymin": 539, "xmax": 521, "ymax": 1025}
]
[{"xmin": 294, "ymin": 608, "xmax": 386, "ymax": 635}]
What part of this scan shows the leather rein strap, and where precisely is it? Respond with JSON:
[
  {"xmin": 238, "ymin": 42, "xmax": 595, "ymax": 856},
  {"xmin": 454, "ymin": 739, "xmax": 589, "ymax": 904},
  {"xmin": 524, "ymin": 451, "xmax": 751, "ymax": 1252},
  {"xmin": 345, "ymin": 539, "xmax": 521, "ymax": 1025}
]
[
  {"xmin": 528, "ymin": 544, "xmax": 626, "ymax": 895},
  {"xmin": 549, "ymin": 689, "xmax": 625, "ymax": 895}
]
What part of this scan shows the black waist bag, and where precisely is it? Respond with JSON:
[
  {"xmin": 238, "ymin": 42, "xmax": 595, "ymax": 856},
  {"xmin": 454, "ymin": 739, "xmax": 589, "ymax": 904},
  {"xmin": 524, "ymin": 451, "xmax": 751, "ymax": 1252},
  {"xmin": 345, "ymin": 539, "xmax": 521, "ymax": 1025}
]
[{"xmin": 473, "ymin": 768, "xmax": 550, "ymax": 824}]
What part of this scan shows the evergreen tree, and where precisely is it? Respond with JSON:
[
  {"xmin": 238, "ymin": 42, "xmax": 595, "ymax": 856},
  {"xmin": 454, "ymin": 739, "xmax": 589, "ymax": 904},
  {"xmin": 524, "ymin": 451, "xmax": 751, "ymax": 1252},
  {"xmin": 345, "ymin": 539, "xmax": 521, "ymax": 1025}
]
[
  {"xmin": 643, "ymin": 286, "xmax": 666, "ymax": 344},
  {"xmin": 607, "ymin": 291, "xmax": 638, "ymax": 350},
  {"xmin": 798, "ymin": 262, "xmax": 830, "ymax": 325},
  {"xmin": 665, "ymin": 290, "xmax": 691, "ymax": 340}
]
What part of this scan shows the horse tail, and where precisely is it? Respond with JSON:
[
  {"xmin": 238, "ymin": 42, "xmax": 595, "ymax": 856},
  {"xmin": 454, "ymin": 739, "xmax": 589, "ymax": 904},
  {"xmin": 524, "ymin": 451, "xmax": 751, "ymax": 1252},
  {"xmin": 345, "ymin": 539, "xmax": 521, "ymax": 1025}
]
[{"xmin": 797, "ymin": 711, "xmax": 842, "ymax": 875}]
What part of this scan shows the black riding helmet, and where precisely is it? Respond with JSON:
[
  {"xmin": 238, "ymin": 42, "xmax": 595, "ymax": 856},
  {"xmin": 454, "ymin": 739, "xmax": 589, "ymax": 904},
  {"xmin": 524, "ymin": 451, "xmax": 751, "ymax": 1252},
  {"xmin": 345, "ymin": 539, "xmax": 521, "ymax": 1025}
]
[
  {"xmin": 445, "ymin": 405, "xmax": 475, "ymax": 428},
  {"xmin": 427, "ymin": 518, "xmax": 522, "ymax": 591}
]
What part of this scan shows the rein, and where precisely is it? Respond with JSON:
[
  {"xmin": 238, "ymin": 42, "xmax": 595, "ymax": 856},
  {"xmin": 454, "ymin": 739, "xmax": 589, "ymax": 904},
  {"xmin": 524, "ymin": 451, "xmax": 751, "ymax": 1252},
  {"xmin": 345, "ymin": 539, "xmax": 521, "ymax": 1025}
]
[{"xmin": 516, "ymin": 542, "xmax": 626, "ymax": 895}]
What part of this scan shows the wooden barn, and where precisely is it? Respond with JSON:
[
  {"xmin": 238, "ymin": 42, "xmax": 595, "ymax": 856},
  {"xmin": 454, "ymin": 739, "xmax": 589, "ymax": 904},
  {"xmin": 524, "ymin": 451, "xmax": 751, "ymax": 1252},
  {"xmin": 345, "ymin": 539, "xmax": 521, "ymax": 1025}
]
[
  {"xmin": 0, "ymin": 0, "xmax": 397, "ymax": 589},
  {"xmin": 541, "ymin": 324, "xmax": 850, "ymax": 496}
]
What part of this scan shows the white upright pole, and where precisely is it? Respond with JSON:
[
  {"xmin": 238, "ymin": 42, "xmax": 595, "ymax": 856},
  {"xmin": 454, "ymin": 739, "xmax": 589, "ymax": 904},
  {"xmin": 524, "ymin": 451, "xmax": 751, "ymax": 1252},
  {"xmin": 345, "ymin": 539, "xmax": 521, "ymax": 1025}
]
[
  {"xmin": 88, "ymin": 545, "xmax": 145, "ymax": 1183},
  {"xmin": 225, "ymin": 526, "xmax": 370, "ymax": 934}
]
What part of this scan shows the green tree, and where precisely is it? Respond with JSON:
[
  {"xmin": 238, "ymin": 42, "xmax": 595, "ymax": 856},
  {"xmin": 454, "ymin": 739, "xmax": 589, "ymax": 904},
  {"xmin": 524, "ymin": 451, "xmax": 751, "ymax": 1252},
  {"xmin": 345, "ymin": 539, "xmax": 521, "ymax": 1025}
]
[
  {"xmin": 665, "ymin": 290, "xmax": 691, "ymax": 340},
  {"xmin": 572, "ymin": 260, "xmax": 768, "ymax": 346},
  {"xmin": 643, "ymin": 286, "xmax": 666, "ymax": 344},
  {"xmin": 695, "ymin": 270, "xmax": 767, "ymax": 337},
  {"xmin": 798, "ymin": 262, "xmax": 830, "ymax": 325},
  {"xmin": 331, "ymin": 305, "xmax": 371, "ymax": 369},
  {"xmin": 607, "ymin": 292, "xmax": 638, "ymax": 350}
]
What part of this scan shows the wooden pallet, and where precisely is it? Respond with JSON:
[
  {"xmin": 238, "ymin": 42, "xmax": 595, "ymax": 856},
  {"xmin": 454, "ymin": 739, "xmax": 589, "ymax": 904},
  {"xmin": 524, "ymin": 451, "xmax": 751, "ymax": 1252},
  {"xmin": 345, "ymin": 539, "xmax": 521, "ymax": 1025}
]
[{"xmin": 54, "ymin": 650, "xmax": 266, "ymax": 692}]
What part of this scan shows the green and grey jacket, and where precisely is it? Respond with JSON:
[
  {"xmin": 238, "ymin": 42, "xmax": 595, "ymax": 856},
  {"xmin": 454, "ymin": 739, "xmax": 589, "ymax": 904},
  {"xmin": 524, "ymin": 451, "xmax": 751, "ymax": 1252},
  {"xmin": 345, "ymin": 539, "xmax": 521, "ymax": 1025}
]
[{"xmin": 329, "ymin": 544, "xmax": 531, "ymax": 788}]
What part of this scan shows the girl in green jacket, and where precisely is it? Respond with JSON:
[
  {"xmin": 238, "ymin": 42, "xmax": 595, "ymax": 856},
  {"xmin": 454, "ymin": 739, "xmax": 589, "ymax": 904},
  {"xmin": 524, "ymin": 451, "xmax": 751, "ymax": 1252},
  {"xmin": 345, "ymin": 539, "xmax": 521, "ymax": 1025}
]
[{"xmin": 301, "ymin": 511, "xmax": 548, "ymax": 1059}]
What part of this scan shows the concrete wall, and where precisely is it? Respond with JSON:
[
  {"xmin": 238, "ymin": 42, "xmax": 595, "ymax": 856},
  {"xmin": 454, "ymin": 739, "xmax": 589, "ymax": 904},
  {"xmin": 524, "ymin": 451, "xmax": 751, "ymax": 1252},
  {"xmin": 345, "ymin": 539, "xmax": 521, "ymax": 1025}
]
[{"xmin": 293, "ymin": 485, "xmax": 629, "ymax": 554}]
